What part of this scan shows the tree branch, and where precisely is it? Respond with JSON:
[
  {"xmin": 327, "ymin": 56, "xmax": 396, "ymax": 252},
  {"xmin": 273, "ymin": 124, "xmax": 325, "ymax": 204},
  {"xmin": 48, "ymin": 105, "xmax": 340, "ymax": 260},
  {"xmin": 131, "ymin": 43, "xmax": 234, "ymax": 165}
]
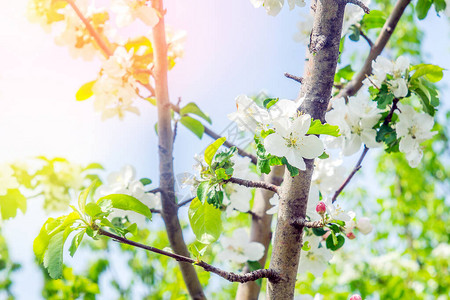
[
  {"xmin": 336, "ymin": 0, "xmax": 412, "ymax": 100},
  {"xmin": 152, "ymin": 0, "xmax": 205, "ymax": 298},
  {"xmin": 284, "ymin": 73, "xmax": 304, "ymax": 84},
  {"xmin": 358, "ymin": 26, "xmax": 374, "ymax": 47},
  {"xmin": 66, "ymin": 0, "xmax": 113, "ymax": 57},
  {"xmin": 97, "ymin": 228, "xmax": 281, "ymax": 283},
  {"xmin": 170, "ymin": 103, "xmax": 258, "ymax": 164},
  {"xmin": 178, "ymin": 197, "xmax": 194, "ymax": 208},
  {"xmin": 345, "ymin": 0, "xmax": 371, "ymax": 13},
  {"xmin": 291, "ymin": 218, "xmax": 324, "ymax": 229},
  {"xmin": 332, "ymin": 145, "xmax": 369, "ymax": 203},
  {"xmin": 226, "ymin": 177, "xmax": 279, "ymax": 194}
]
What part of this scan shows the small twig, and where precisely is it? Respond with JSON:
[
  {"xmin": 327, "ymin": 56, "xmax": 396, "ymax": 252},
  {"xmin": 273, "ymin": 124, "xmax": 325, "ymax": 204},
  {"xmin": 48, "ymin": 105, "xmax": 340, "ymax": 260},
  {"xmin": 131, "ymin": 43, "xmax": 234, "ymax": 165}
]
[
  {"xmin": 358, "ymin": 27, "xmax": 374, "ymax": 47},
  {"xmin": 345, "ymin": 0, "xmax": 370, "ymax": 14},
  {"xmin": 332, "ymin": 145, "xmax": 369, "ymax": 203},
  {"xmin": 226, "ymin": 177, "xmax": 279, "ymax": 194},
  {"xmin": 97, "ymin": 228, "xmax": 281, "ymax": 283},
  {"xmin": 147, "ymin": 187, "xmax": 162, "ymax": 194},
  {"xmin": 150, "ymin": 208, "xmax": 161, "ymax": 214},
  {"xmin": 382, "ymin": 98, "xmax": 400, "ymax": 126},
  {"xmin": 66, "ymin": 0, "xmax": 113, "ymax": 57},
  {"xmin": 284, "ymin": 73, "xmax": 304, "ymax": 84},
  {"xmin": 291, "ymin": 218, "xmax": 324, "ymax": 229},
  {"xmin": 170, "ymin": 102, "xmax": 258, "ymax": 164},
  {"xmin": 178, "ymin": 197, "xmax": 194, "ymax": 208}
]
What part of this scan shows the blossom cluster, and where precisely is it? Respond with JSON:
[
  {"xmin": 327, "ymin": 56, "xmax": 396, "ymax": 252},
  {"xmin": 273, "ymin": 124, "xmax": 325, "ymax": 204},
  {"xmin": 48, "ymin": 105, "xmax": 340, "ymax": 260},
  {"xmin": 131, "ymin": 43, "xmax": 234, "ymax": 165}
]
[{"xmin": 249, "ymin": 0, "xmax": 306, "ymax": 16}]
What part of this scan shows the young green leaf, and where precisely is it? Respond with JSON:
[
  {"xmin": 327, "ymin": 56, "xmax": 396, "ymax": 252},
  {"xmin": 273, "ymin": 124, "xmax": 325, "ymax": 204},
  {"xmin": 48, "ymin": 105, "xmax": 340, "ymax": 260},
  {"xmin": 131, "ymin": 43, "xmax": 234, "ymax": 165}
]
[
  {"xmin": 307, "ymin": 119, "xmax": 340, "ymax": 137},
  {"xmin": 97, "ymin": 194, "xmax": 152, "ymax": 220},
  {"xmin": 204, "ymin": 137, "xmax": 226, "ymax": 166},
  {"xmin": 180, "ymin": 116, "xmax": 205, "ymax": 139},
  {"xmin": 139, "ymin": 178, "xmax": 152, "ymax": 186},
  {"xmin": 0, "ymin": 189, "xmax": 26, "ymax": 220},
  {"xmin": 263, "ymin": 98, "xmax": 279, "ymax": 109},
  {"xmin": 69, "ymin": 230, "xmax": 85, "ymax": 257},
  {"xmin": 411, "ymin": 64, "xmax": 445, "ymax": 83},
  {"xmin": 325, "ymin": 233, "xmax": 345, "ymax": 251},
  {"xmin": 180, "ymin": 102, "xmax": 212, "ymax": 124},
  {"xmin": 78, "ymin": 181, "xmax": 98, "ymax": 216},
  {"xmin": 188, "ymin": 197, "xmax": 222, "ymax": 245}
]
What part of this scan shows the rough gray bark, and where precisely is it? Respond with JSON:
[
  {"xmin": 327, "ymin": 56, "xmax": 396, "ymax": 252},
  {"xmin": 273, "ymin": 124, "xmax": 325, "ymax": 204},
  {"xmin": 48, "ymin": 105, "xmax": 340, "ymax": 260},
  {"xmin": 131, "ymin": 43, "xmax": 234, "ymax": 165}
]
[
  {"xmin": 267, "ymin": 1, "xmax": 346, "ymax": 299},
  {"xmin": 235, "ymin": 166, "xmax": 284, "ymax": 300},
  {"xmin": 152, "ymin": 0, "xmax": 205, "ymax": 298}
]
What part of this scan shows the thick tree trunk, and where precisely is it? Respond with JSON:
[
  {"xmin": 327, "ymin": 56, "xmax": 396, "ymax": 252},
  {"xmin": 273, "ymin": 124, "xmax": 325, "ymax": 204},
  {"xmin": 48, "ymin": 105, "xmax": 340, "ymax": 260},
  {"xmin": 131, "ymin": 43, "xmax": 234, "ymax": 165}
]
[
  {"xmin": 267, "ymin": 1, "xmax": 346, "ymax": 299},
  {"xmin": 152, "ymin": 0, "xmax": 205, "ymax": 299}
]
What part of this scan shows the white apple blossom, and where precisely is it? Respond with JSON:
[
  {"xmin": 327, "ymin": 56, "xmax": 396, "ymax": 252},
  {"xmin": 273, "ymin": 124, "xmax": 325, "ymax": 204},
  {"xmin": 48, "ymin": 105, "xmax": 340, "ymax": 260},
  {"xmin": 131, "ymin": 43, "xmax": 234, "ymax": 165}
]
[
  {"xmin": 26, "ymin": 0, "xmax": 55, "ymax": 29},
  {"xmin": 356, "ymin": 217, "xmax": 373, "ymax": 234},
  {"xmin": 370, "ymin": 252, "xmax": 419, "ymax": 277},
  {"xmin": 445, "ymin": 1, "xmax": 450, "ymax": 16},
  {"xmin": 293, "ymin": 12, "xmax": 314, "ymax": 45},
  {"xmin": 326, "ymin": 93, "xmax": 382, "ymax": 156},
  {"xmin": 298, "ymin": 234, "xmax": 333, "ymax": 277},
  {"xmin": 341, "ymin": 0, "xmax": 370, "ymax": 36},
  {"xmin": 323, "ymin": 197, "xmax": 355, "ymax": 223},
  {"xmin": 166, "ymin": 28, "xmax": 187, "ymax": 60},
  {"xmin": 0, "ymin": 165, "xmax": 19, "ymax": 196},
  {"xmin": 97, "ymin": 165, "xmax": 160, "ymax": 227},
  {"xmin": 264, "ymin": 98, "xmax": 302, "ymax": 125},
  {"xmin": 312, "ymin": 157, "xmax": 346, "ymax": 196},
  {"xmin": 363, "ymin": 56, "xmax": 410, "ymax": 97},
  {"xmin": 266, "ymin": 193, "xmax": 280, "ymax": 215},
  {"xmin": 395, "ymin": 103, "xmax": 437, "ymax": 167},
  {"xmin": 111, "ymin": 0, "xmax": 159, "ymax": 28},
  {"xmin": 93, "ymin": 47, "xmax": 140, "ymax": 120},
  {"xmin": 250, "ymin": 0, "xmax": 305, "ymax": 16},
  {"xmin": 217, "ymin": 228, "xmax": 265, "ymax": 263},
  {"xmin": 228, "ymin": 95, "xmax": 268, "ymax": 133},
  {"xmin": 264, "ymin": 114, "xmax": 324, "ymax": 170}
]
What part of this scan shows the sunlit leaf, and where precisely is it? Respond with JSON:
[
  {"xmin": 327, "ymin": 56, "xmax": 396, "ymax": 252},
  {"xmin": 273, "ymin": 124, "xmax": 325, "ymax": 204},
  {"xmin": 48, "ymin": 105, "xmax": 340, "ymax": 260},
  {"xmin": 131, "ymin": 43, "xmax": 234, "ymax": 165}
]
[{"xmin": 188, "ymin": 197, "xmax": 222, "ymax": 244}]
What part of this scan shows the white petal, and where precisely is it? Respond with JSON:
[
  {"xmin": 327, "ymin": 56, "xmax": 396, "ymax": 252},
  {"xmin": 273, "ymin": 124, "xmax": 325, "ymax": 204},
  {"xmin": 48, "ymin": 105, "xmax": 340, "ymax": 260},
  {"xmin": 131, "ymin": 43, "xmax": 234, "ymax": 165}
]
[
  {"xmin": 297, "ymin": 135, "xmax": 325, "ymax": 159},
  {"xmin": 264, "ymin": 133, "xmax": 288, "ymax": 157},
  {"xmin": 285, "ymin": 149, "xmax": 306, "ymax": 170}
]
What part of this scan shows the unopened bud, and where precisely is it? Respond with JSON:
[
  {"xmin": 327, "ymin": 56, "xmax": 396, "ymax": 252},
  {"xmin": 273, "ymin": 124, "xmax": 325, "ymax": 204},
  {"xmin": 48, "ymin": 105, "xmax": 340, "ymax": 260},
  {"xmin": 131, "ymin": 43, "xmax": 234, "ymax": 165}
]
[
  {"xmin": 346, "ymin": 232, "xmax": 356, "ymax": 240},
  {"xmin": 349, "ymin": 295, "xmax": 362, "ymax": 300},
  {"xmin": 316, "ymin": 201, "xmax": 326, "ymax": 215}
]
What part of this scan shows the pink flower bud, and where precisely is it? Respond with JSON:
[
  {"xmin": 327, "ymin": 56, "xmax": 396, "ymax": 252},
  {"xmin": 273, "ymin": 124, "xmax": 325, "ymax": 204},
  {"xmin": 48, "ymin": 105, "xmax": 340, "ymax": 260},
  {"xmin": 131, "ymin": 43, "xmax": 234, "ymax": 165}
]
[
  {"xmin": 350, "ymin": 295, "xmax": 362, "ymax": 300},
  {"xmin": 316, "ymin": 201, "xmax": 326, "ymax": 215},
  {"xmin": 346, "ymin": 232, "xmax": 356, "ymax": 240}
]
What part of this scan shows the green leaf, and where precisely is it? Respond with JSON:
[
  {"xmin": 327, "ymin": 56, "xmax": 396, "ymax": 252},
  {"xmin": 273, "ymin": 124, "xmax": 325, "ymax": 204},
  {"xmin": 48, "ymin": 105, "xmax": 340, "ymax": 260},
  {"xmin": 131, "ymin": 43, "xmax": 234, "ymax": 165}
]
[
  {"xmin": 78, "ymin": 181, "xmax": 97, "ymax": 216},
  {"xmin": 0, "ymin": 189, "xmax": 26, "ymax": 220},
  {"xmin": 325, "ymin": 233, "xmax": 345, "ymax": 251},
  {"xmin": 139, "ymin": 178, "xmax": 152, "ymax": 186},
  {"xmin": 75, "ymin": 81, "xmax": 96, "ymax": 101},
  {"xmin": 302, "ymin": 240, "xmax": 311, "ymax": 251},
  {"xmin": 189, "ymin": 240, "xmax": 209, "ymax": 258},
  {"xmin": 318, "ymin": 152, "xmax": 329, "ymax": 159},
  {"xmin": 204, "ymin": 137, "xmax": 226, "ymax": 166},
  {"xmin": 83, "ymin": 163, "xmax": 104, "ymax": 171},
  {"xmin": 180, "ymin": 116, "xmax": 205, "ymax": 139},
  {"xmin": 180, "ymin": 102, "xmax": 212, "ymax": 124},
  {"xmin": 146, "ymin": 97, "xmax": 157, "ymax": 106},
  {"xmin": 312, "ymin": 227, "xmax": 327, "ymax": 236},
  {"xmin": 416, "ymin": 0, "xmax": 433, "ymax": 19},
  {"xmin": 85, "ymin": 203, "xmax": 103, "ymax": 218},
  {"xmin": 69, "ymin": 230, "xmax": 85, "ymax": 257},
  {"xmin": 334, "ymin": 65, "xmax": 354, "ymax": 83},
  {"xmin": 188, "ymin": 197, "xmax": 222, "ymax": 244},
  {"xmin": 281, "ymin": 157, "xmax": 299, "ymax": 177},
  {"xmin": 215, "ymin": 168, "xmax": 230, "ymax": 180},
  {"xmin": 97, "ymin": 194, "xmax": 152, "ymax": 220},
  {"xmin": 44, "ymin": 227, "xmax": 73, "ymax": 279},
  {"xmin": 257, "ymin": 159, "xmax": 271, "ymax": 174},
  {"xmin": 307, "ymin": 119, "xmax": 340, "ymax": 137},
  {"xmin": 197, "ymin": 181, "xmax": 210, "ymax": 203},
  {"xmin": 362, "ymin": 10, "xmax": 386, "ymax": 30},
  {"xmin": 411, "ymin": 64, "xmax": 445, "ymax": 83},
  {"xmin": 263, "ymin": 98, "xmax": 279, "ymax": 109}
]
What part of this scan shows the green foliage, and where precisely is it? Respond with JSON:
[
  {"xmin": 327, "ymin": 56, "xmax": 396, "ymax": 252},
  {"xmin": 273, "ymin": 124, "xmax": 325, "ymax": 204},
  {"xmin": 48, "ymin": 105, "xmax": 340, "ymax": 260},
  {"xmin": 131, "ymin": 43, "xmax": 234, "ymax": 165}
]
[
  {"xmin": 371, "ymin": 84, "xmax": 395, "ymax": 109},
  {"xmin": 180, "ymin": 116, "xmax": 205, "ymax": 139},
  {"xmin": 263, "ymin": 98, "xmax": 279, "ymax": 109},
  {"xmin": 188, "ymin": 197, "xmax": 223, "ymax": 245},
  {"xmin": 180, "ymin": 102, "xmax": 212, "ymax": 124},
  {"xmin": 98, "ymin": 194, "xmax": 152, "ymax": 220},
  {"xmin": 362, "ymin": 10, "xmax": 386, "ymax": 30},
  {"xmin": 334, "ymin": 65, "xmax": 354, "ymax": 84},
  {"xmin": 204, "ymin": 137, "xmax": 227, "ymax": 166},
  {"xmin": 411, "ymin": 63, "xmax": 445, "ymax": 83},
  {"xmin": 0, "ymin": 189, "xmax": 26, "ymax": 220},
  {"xmin": 307, "ymin": 119, "xmax": 340, "ymax": 137}
]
